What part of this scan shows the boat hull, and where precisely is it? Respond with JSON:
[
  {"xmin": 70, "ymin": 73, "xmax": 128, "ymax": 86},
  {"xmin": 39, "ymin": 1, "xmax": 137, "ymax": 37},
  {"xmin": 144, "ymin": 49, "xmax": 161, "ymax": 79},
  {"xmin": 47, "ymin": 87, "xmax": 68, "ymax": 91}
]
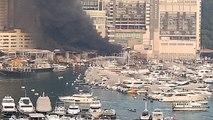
[
  {"xmin": 59, "ymin": 99, "xmax": 94, "ymax": 104},
  {"xmin": 173, "ymin": 107, "xmax": 208, "ymax": 111},
  {"xmin": 0, "ymin": 70, "xmax": 32, "ymax": 78},
  {"xmin": 1, "ymin": 111, "xmax": 17, "ymax": 117},
  {"xmin": 32, "ymin": 67, "xmax": 54, "ymax": 73}
]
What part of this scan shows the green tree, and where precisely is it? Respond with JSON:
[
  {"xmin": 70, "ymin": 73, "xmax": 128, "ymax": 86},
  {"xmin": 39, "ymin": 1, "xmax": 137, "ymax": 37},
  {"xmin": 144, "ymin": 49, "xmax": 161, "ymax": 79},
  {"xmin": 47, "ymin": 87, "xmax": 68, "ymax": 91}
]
[{"xmin": 202, "ymin": 0, "xmax": 213, "ymax": 49}]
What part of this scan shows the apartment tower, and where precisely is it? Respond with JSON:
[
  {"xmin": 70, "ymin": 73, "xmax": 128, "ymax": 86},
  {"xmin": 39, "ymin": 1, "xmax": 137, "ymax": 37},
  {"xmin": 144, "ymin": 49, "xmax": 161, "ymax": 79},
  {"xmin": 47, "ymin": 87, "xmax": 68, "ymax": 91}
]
[{"xmin": 154, "ymin": 0, "xmax": 202, "ymax": 60}]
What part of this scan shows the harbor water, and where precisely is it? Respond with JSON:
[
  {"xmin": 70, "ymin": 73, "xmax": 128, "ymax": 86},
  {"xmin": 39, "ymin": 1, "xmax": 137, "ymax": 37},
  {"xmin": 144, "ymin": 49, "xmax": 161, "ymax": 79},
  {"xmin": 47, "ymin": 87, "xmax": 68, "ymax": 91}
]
[{"xmin": 0, "ymin": 67, "xmax": 212, "ymax": 120}]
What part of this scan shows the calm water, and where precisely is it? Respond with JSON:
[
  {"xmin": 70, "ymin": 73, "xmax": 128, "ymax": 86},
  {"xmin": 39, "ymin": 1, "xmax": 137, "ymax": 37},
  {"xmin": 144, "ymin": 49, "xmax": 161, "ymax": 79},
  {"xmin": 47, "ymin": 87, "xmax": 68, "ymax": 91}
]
[{"xmin": 0, "ymin": 67, "xmax": 212, "ymax": 120}]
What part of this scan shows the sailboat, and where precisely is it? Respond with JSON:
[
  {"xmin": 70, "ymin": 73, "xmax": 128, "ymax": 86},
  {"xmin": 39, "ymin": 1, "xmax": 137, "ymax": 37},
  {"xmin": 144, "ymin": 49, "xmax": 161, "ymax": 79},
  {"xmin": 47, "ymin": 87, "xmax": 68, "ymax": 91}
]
[{"xmin": 139, "ymin": 101, "xmax": 151, "ymax": 120}]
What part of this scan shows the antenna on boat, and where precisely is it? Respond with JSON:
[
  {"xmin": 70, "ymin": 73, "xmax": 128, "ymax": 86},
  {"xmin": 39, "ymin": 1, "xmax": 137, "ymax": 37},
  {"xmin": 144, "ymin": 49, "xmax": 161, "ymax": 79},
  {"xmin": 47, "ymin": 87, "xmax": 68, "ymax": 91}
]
[
  {"xmin": 21, "ymin": 86, "xmax": 26, "ymax": 97},
  {"xmin": 145, "ymin": 101, "xmax": 148, "ymax": 110}
]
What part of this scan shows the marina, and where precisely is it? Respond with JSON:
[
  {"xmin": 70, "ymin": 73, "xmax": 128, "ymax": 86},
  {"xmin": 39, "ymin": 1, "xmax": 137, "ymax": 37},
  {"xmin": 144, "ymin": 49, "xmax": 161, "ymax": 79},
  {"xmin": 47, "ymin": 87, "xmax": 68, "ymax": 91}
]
[{"xmin": 0, "ymin": 58, "xmax": 212, "ymax": 119}]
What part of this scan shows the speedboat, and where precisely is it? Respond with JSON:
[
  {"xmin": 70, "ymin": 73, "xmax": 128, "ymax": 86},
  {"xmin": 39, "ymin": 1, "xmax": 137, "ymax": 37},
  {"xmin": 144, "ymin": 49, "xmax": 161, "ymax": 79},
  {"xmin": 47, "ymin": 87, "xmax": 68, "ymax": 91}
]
[
  {"xmin": 152, "ymin": 109, "xmax": 164, "ymax": 120},
  {"xmin": 139, "ymin": 102, "xmax": 151, "ymax": 120},
  {"xmin": 89, "ymin": 99, "xmax": 102, "ymax": 118},
  {"xmin": 1, "ymin": 96, "xmax": 17, "ymax": 116},
  {"xmin": 100, "ymin": 109, "xmax": 116, "ymax": 119},
  {"xmin": 17, "ymin": 97, "xmax": 35, "ymax": 113},
  {"xmin": 128, "ymin": 108, "xmax": 136, "ymax": 112},
  {"xmin": 172, "ymin": 100, "xmax": 209, "ymax": 111},
  {"xmin": 160, "ymin": 92, "xmax": 207, "ymax": 102},
  {"xmin": 67, "ymin": 104, "xmax": 80, "ymax": 115},
  {"xmin": 59, "ymin": 92, "xmax": 94, "ymax": 104}
]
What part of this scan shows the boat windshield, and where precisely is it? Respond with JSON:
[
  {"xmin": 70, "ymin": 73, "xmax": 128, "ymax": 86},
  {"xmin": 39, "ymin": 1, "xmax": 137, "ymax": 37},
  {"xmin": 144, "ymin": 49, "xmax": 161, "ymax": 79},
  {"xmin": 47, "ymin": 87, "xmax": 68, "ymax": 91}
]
[
  {"xmin": 142, "ymin": 111, "xmax": 149, "ymax": 116},
  {"xmin": 23, "ymin": 99, "xmax": 30, "ymax": 104},
  {"xmin": 69, "ymin": 107, "xmax": 79, "ymax": 110},
  {"xmin": 91, "ymin": 107, "xmax": 101, "ymax": 109},
  {"xmin": 175, "ymin": 94, "xmax": 187, "ymax": 96},
  {"xmin": 3, "ymin": 100, "xmax": 14, "ymax": 103},
  {"xmin": 93, "ymin": 101, "xmax": 100, "ymax": 104}
]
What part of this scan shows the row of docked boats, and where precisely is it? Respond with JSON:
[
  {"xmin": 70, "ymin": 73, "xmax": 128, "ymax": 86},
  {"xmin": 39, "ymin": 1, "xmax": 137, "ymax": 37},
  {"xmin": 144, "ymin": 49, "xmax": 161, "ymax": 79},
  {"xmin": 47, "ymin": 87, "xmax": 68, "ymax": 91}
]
[
  {"xmin": 1, "ymin": 93, "xmax": 52, "ymax": 117},
  {"xmin": 138, "ymin": 100, "xmax": 208, "ymax": 120},
  {"xmin": 1, "ymin": 92, "xmax": 116, "ymax": 120},
  {"xmin": 0, "ymin": 57, "xmax": 68, "ymax": 78},
  {"xmin": 1, "ymin": 96, "xmax": 35, "ymax": 116},
  {"xmin": 139, "ymin": 102, "xmax": 174, "ymax": 120},
  {"xmin": 59, "ymin": 92, "xmax": 94, "ymax": 104}
]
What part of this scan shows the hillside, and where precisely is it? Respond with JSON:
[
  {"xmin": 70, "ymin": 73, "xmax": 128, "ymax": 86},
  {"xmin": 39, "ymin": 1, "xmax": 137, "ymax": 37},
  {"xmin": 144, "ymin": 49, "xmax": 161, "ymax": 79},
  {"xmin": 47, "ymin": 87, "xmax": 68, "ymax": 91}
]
[{"xmin": 202, "ymin": 0, "xmax": 213, "ymax": 49}]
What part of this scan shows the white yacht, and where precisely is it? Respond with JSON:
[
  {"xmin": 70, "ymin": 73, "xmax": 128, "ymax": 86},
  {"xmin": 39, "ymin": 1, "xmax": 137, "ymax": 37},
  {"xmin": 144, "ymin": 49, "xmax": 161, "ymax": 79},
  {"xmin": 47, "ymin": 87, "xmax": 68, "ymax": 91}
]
[
  {"xmin": 17, "ymin": 97, "xmax": 35, "ymax": 113},
  {"xmin": 203, "ymin": 74, "xmax": 213, "ymax": 84},
  {"xmin": 53, "ymin": 64, "xmax": 67, "ymax": 72},
  {"xmin": 160, "ymin": 92, "xmax": 207, "ymax": 102},
  {"xmin": 31, "ymin": 60, "xmax": 54, "ymax": 72},
  {"xmin": 67, "ymin": 104, "xmax": 80, "ymax": 115},
  {"xmin": 193, "ymin": 87, "xmax": 212, "ymax": 97},
  {"xmin": 140, "ymin": 102, "xmax": 151, "ymax": 120},
  {"xmin": 197, "ymin": 68, "xmax": 211, "ymax": 79},
  {"xmin": 172, "ymin": 100, "xmax": 209, "ymax": 111},
  {"xmin": 89, "ymin": 99, "xmax": 102, "ymax": 118},
  {"xmin": 59, "ymin": 92, "xmax": 94, "ymax": 104},
  {"xmin": 151, "ymin": 109, "xmax": 164, "ymax": 120},
  {"xmin": 122, "ymin": 79, "xmax": 144, "ymax": 88},
  {"xmin": 1, "ymin": 96, "xmax": 17, "ymax": 115},
  {"xmin": 46, "ymin": 114, "xmax": 60, "ymax": 120}
]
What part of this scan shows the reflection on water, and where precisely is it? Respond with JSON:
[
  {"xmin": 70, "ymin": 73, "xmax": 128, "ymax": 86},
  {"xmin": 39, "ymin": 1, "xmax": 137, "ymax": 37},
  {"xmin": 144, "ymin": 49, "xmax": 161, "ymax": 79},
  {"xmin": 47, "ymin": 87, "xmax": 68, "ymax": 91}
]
[{"xmin": 0, "ymin": 67, "xmax": 212, "ymax": 120}]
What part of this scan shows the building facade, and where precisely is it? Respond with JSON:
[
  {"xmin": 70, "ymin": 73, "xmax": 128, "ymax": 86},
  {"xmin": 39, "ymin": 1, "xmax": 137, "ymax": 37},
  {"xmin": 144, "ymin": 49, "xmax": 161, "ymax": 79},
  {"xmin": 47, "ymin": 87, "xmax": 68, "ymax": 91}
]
[
  {"xmin": 106, "ymin": 0, "xmax": 151, "ymax": 48},
  {"xmin": 0, "ymin": 0, "xmax": 15, "ymax": 31},
  {"xmin": 0, "ymin": 29, "xmax": 34, "ymax": 51},
  {"xmin": 102, "ymin": 0, "xmax": 201, "ymax": 60},
  {"xmin": 81, "ymin": 0, "xmax": 107, "ymax": 38},
  {"xmin": 156, "ymin": 0, "xmax": 202, "ymax": 60},
  {"xmin": 0, "ymin": 0, "xmax": 9, "ymax": 31}
]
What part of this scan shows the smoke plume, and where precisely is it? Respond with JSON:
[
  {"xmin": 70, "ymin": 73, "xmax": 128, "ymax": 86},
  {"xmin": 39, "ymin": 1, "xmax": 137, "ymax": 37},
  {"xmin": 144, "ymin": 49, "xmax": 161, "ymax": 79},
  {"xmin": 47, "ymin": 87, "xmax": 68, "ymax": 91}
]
[{"xmin": 14, "ymin": 0, "xmax": 121, "ymax": 54}]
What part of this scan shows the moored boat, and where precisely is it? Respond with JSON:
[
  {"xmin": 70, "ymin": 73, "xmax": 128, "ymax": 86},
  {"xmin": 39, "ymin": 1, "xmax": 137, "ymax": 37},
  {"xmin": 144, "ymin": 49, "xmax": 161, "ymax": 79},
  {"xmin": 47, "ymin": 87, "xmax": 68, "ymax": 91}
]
[
  {"xmin": 67, "ymin": 104, "xmax": 80, "ymax": 115},
  {"xmin": 53, "ymin": 64, "xmax": 67, "ymax": 72},
  {"xmin": 89, "ymin": 99, "xmax": 102, "ymax": 118},
  {"xmin": 172, "ymin": 100, "xmax": 209, "ymax": 111},
  {"xmin": 100, "ymin": 109, "xmax": 116, "ymax": 119},
  {"xmin": 1, "ymin": 96, "xmax": 17, "ymax": 116},
  {"xmin": 17, "ymin": 97, "xmax": 35, "ymax": 114},
  {"xmin": 31, "ymin": 59, "xmax": 54, "ymax": 73},
  {"xmin": 139, "ymin": 102, "xmax": 151, "ymax": 120},
  {"xmin": 0, "ymin": 57, "xmax": 32, "ymax": 78},
  {"xmin": 152, "ymin": 108, "xmax": 164, "ymax": 120},
  {"xmin": 59, "ymin": 92, "xmax": 94, "ymax": 104},
  {"xmin": 36, "ymin": 93, "xmax": 52, "ymax": 113}
]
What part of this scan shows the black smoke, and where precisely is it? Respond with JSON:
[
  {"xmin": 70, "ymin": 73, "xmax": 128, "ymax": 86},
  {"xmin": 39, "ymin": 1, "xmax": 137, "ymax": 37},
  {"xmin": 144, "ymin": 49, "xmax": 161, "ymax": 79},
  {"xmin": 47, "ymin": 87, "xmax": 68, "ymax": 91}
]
[{"xmin": 14, "ymin": 0, "xmax": 121, "ymax": 54}]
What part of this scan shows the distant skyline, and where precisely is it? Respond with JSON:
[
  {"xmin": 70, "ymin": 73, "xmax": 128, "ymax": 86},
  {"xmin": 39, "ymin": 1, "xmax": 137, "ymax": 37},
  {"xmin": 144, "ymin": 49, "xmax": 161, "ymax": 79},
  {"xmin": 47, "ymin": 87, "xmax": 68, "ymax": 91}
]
[{"xmin": 0, "ymin": 0, "xmax": 204, "ymax": 59}]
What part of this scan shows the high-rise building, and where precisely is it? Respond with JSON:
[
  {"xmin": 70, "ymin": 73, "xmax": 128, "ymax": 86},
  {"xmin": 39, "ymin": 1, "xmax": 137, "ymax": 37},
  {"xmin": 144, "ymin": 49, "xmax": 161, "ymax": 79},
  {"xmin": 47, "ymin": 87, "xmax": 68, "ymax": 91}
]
[
  {"xmin": 81, "ymin": 0, "xmax": 107, "ymax": 38},
  {"xmin": 81, "ymin": 0, "xmax": 103, "ymax": 10},
  {"xmin": 0, "ymin": 0, "xmax": 9, "ymax": 31},
  {"xmin": 103, "ymin": 0, "xmax": 201, "ymax": 60},
  {"xmin": 106, "ymin": 0, "xmax": 151, "ymax": 47},
  {"xmin": 155, "ymin": 0, "xmax": 202, "ymax": 60},
  {"xmin": 0, "ymin": 0, "xmax": 15, "ymax": 31},
  {"xmin": 0, "ymin": 29, "xmax": 34, "ymax": 51}
]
